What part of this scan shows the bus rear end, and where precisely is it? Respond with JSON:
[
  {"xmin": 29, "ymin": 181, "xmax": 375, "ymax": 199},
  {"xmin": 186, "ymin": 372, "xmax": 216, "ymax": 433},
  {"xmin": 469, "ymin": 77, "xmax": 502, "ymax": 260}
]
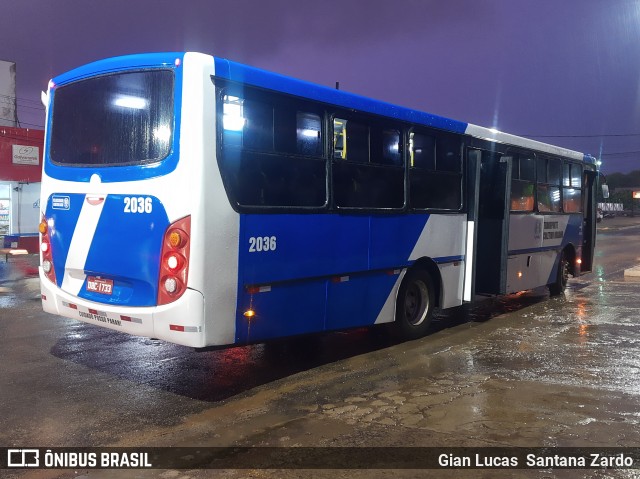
[{"xmin": 39, "ymin": 53, "xmax": 212, "ymax": 347}]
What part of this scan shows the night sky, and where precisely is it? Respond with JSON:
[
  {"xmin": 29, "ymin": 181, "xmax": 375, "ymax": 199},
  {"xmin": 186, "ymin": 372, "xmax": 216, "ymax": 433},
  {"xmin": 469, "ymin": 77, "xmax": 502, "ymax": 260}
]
[{"xmin": 2, "ymin": 0, "xmax": 640, "ymax": 173}]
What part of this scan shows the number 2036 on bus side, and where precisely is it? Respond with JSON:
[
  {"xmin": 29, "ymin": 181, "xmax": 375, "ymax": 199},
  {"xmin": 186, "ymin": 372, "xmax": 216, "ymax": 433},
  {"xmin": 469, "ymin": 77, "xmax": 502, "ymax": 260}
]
[
  {"xmin": 248, "ymin": 236, "xmax": 277, "ymax": 252},
  {"xmin": 123, "ymin": 196, "xmax": 153, "ymax": 214}
]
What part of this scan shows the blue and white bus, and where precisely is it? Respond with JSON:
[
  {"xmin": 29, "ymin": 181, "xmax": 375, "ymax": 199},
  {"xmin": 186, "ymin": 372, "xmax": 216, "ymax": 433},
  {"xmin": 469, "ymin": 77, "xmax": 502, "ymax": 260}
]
[{"xmin": 39, "ymin": 52, "xmax": 598, "ymax": 348}]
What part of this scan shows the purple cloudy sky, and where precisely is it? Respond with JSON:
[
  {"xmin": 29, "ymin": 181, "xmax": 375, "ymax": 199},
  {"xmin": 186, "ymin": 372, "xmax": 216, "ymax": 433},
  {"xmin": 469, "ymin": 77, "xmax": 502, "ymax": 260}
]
[{"xmin": 2, "ymin": 0, "xmax": 640, "ymax": 173}]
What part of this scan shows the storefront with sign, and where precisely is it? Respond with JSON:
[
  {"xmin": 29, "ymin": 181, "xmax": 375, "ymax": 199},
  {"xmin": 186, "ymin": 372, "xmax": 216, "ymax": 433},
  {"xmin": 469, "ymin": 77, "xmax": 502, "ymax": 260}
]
[{"xmin": 0, "ymin": 127, "xmax": 44, "ymax": 253}]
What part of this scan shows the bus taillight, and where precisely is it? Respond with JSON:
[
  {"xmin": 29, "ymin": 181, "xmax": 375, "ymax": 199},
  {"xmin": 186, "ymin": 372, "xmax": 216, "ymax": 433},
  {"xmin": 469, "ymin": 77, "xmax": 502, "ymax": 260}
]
[
  {"xmin": 40, "ymin": 215, "xmax": 57, "ymax": 284},
  {"xmin": 158, "ymin": 216, "xmax": 191, "ymax": 305}
]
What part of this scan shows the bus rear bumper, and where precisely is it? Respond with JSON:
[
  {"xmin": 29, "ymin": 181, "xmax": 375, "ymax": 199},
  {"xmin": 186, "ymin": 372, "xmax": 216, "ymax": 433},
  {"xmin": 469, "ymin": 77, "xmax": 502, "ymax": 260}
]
[{"xmin": 40, "ymin": 269, "xmax": 206, "ymax": 348}]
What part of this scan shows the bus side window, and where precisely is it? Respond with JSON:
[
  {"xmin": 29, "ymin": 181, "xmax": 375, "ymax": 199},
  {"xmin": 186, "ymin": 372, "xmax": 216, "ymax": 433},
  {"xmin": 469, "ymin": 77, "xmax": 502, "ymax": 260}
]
[
  {"xmin": 536, "ymin": 157, "xmax": 561, "ymax": 213},
  {"xmin": 436, "ymin": 134, "xmax": 462, "ymax": 172},
  {"xmin": 409, "ymin": 130, "xmax": 461, "ymax": 210},
  {"xmin": 379, "ymin": 129, "xmax": 401, "ymax": 166},
  {"xmin": 242, "ymin": 99, "xmax": 273, "ymax": 151},
  {"xmin": 333, "ymin": 118, "xmax": 369, "ymax": 163},
  {"xmin": 332, "ymin": 117, "xmax": 403, "ymax": 209},
  {"xmin": 563, "ymin": 187, "xmax": 581, "ymax": 213},
  {"xmin": 548, "ymin": 158, "xmax": 562, "ymax": 185},
  {"xmin": 511, "ymin": 182, "xmax": 534, "ymax": 211},
  {"xmin": 222, "ymin": 95, "xmax": 245, "ymax": 147},
  {"xmin": 219, "ymin": 88, "xmax": 327, "ymax": 209},
  {"xmin": 571, "ymin": 164, "xmax": 582, "ymax": 188},
  {"xmin": 563, "ymin": 162, "xmax": 583, "ymax": 212},
  {"xmin": 410, "ymin": 132, "xmax": 435, "ymax": 169},
  {"xmin": 297, "ymin": 112, "xmax": 322, "ymax": 156},
  {"xmin": 510, "ymin": 155, "xmax": 535, "ymax": 212},
  {"xmin": 333, "ymin": 119, "xmax": 346, "ymax": 159}
]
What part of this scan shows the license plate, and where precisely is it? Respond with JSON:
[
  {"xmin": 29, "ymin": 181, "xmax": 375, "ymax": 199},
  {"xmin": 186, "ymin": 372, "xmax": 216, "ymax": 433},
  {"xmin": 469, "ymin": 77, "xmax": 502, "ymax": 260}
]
[{"xmin": 87, "ymin": 276, "xmax": 114, "ymax": 295}]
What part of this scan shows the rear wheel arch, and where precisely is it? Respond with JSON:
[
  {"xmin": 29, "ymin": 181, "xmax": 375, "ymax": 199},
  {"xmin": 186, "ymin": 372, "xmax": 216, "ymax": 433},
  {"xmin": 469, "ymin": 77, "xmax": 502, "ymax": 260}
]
[
  {"xmin": 549, "ymin": 245, "xmax": 575, "ymax": 296},
  {"xmin": 393, "ymin": 259, "xmax": 441, "ymax": 340},
  {"xmin": 563, "ymin": 243, "xmax": 577, "ymax": 276},
  {"xmin": 410, "ymin": 257, "xmax": 442, "ymax": 308}
]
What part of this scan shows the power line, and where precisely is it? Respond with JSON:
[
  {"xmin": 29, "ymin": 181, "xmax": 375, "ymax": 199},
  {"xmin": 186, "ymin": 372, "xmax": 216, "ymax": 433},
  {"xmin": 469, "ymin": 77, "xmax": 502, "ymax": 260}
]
[
  {"xmin": 600, "ymin": 150, "xmax": 640, "ymax": 157},
  {"xmin": 524, "ymin": 133, "xmax": 640, "ymax": 139},
  {"xmin": 0, "ymin": 95, "xmax": 46, "ymax": 116},
  {"xmin": 0, "ymin": 103, "xmax": 45, "ymax": 112},
  {"xmin": 0, "ymin": 92, "xmax": 44, "ymax": 105},
  {"xmin": 0, "ymin": 117, "xmax": 44, "ymax": 129},
  {"xmin": 1, "ymin": 103, "xmax": 45, "ymax": 112}
]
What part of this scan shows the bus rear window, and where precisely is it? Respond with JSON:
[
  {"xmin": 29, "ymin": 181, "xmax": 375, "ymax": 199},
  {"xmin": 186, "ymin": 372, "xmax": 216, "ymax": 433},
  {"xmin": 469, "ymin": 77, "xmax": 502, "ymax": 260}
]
[{"xmin": 50, "ymin": 70, "xmax": 174, "ymax": 167}]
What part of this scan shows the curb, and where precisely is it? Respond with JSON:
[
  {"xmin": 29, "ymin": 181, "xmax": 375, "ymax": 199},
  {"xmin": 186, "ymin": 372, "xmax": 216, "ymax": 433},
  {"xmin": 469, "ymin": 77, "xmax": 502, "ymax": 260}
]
[{"xmin": 625, "ymin": 265, "xmax": 640, "ymax": 277}]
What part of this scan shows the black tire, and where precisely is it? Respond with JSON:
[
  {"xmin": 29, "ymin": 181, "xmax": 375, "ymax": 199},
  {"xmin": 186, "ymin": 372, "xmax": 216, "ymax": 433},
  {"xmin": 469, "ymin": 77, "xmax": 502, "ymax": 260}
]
[
  {"xmin": 549, "ymin": 251, "xmax": 569, "ymax": 296},
  {"xmin": 394, "ymin": 268, "xmax": 435, "ymax": 340}
]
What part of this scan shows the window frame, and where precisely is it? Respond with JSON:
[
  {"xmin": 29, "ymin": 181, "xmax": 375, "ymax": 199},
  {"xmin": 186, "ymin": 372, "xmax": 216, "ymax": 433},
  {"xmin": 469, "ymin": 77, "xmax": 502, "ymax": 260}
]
[
  {"xmin": 215, "ymin": 82, "xmax": 329, "ymax": 212},
  {"xmin": 214, "ymin": 81, "xmax": 472, "ymax": 215},
  {"xmin": 50, "ymin": 69, "xmax": 176, "ymax": 168},
  {"xmin": 408, "ymin": 127, "xmax": 463, "ymax": 212},
  {"xmin": 509, "ymin": 152, "xmax": 536, "ymax": 213},
  {"xmin": 535, "ymin": 156, "xmax": 562, "ymax": 214},
  {"xmin": 219, "ymin": 86, "xmax": 326, "ymax": 160},
  {"xmin": 562, "ymin": 160, "xmax": 583, "ymax": 213},
  {"xmin": 330, "ymin": 111, "xmax": 406, "ymax": 211}
]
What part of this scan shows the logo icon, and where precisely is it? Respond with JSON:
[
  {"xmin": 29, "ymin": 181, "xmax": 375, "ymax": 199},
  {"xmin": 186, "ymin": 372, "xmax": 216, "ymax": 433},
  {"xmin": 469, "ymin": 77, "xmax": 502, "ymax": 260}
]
[
  {"xmin": 534, "ymin": 221, "xmax": 542, "ymax": 240},
  {"xmin": 52, "ymin": 195, "xmax": 71, "ymax": 210},
  {"xmin": 7, "ymin": 449, "xmax": 40, "ymax": 467}
]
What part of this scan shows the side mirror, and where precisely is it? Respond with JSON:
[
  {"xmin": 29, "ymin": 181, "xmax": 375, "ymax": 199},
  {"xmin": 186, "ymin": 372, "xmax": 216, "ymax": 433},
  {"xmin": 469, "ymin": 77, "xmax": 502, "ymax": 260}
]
[{"xmin": 602, "ymin": 184, "xmax": 610, "ymax": 199}]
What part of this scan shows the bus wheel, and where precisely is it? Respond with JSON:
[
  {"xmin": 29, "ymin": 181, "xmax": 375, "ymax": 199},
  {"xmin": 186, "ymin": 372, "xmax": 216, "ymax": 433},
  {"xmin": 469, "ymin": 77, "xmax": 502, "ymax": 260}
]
[
  {"xmin": 549, "ymin": 251, "xmax": 569, "ymax": 296},
  {"xmin": 394, "ymin": 269, "xmax": 435, "ymax": 340}
]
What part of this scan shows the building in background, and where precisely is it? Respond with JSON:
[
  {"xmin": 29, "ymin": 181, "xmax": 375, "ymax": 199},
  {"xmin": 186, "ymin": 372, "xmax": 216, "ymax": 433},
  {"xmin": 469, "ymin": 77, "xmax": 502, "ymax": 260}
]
[
  {"xmin": 0, "ymin": 59, "xmax": 44, "ymax": 253},
  {"xmin": 0, "ymin": 127, "xmax": 43, "ymax": 252},
  {"xmin": 0, "ymin": 60, "xmax": 17, "ymax": 127}
]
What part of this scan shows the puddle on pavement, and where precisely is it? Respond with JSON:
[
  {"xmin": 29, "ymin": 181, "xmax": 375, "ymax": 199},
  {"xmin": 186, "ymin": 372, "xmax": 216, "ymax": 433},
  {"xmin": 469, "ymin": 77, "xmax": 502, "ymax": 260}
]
[
  {"xmin": 0, "ymin": 291, "xmax": 20, "ymax": 308},
  {"xmin": 317, "ymin": 372, "xmax": 491, "ymax": 430},
  {"xmin": 0, "ymin": 278, "xmax": 40, "ymax": 308}
]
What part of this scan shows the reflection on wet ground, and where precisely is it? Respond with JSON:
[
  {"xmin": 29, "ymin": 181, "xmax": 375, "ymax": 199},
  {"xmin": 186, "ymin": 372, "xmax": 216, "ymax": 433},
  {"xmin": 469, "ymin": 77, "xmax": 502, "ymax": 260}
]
[
  {"xmin": 5, "ymin": 257, "xmax": 639, "ymax": 422},
  {"xmin": 0, "ymin": 277, "xmax": 40, "ymax": 306},
  {"xmin": 42, "ymin": 282, "xmax": 583, "ymax": 404},
  {"xmin": 34, "ymin": 273, "xmax": 549, "ymax": 401},
  {"xmin": 469, "ymin": 283, "xmax": 640, "ymax": 395},
  {"xmin": 5, "ymin": 226, "xmax": 640, "ymax": 479},
  {"xmin": 48, "ymin": 319, "xmax": 399, "ymax": 403}
]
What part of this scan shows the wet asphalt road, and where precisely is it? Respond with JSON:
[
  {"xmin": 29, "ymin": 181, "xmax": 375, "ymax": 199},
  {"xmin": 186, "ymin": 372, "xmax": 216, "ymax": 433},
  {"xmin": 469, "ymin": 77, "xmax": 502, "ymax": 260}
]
[{"xmin": 3, "ymin": 220, "xmax": 640, "ymax": 479}]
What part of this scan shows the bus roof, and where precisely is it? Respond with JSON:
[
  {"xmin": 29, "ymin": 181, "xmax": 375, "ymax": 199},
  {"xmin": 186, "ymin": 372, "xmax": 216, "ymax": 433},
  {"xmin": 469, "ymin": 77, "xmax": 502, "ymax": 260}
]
[{"xmin": 50, "ymin": 52, "xmax": 595, "ymax": 166}]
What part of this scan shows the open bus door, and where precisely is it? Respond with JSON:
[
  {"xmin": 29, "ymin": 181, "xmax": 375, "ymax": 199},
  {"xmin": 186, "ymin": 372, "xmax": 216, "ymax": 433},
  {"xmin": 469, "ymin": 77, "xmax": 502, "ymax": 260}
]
[
  {"xmin": 581, "ymin": 169, "xmax": 597, "ymax": 272},
  {"xmin": 467, "ymin": 149, "xmax": 512, "ymax": 296}
]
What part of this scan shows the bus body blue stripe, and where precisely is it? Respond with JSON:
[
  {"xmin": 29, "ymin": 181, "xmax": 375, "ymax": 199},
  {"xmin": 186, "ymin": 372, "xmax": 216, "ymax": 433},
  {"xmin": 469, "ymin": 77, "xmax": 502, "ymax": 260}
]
[
  {"xmin": 46, "ymin": 193, "xmax": 85, "ymax": 286},
  {"xmin": 234, "ymin": 213, "xmax": 430, "ymax": 343},
  {"xmin": 46, "ymin": 194, "xmax": 169, "ymax": 306},
  {"xmin": 238, "ymin": 213, "xmax": 429, "ymax": 284},
  {"xmin": 80, "ymin": 195, "xmax": 169, "ymax": 306},
  {"xmin": 546, "ymin": 214, "xmax": 583, "ymax": 285},
  {"xmin": 53, "ymin": 53, "xmax": 183, "ymax": 85},
  {"xmin": 434, "ymin": 255, "xmax": 464, "ymax": 264}
]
